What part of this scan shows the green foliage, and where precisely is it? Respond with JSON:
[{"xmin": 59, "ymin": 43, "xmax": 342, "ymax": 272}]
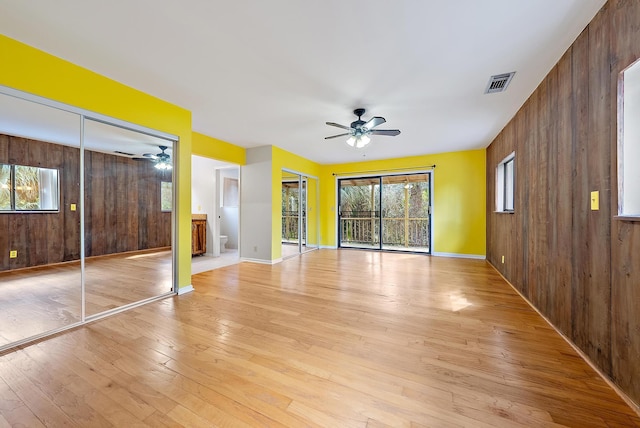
[{"xmin": 15, "ymin": 165, "xmax": 40, "ymax": 210}]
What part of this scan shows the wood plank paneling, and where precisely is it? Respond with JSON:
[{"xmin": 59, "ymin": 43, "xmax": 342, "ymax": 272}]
[
  {"xmin": 89, "ymin": 151, "xmax": 105, "ymax": 257},
  {"xmin": 115, "ymin": 157, "xmax": 129, "ymax": 253},
  {"xmin": 46, "ymin": 142, "xmax": 64, "ymax": 264},
  {"xmin": 1, "ymin": 134, "xmax": 171, "ymax": 272},
  {"xmin": 62, "ymin": 146, "xmax": 80, "ymax": 262},
  {"xmin": 571, "ymin": 27, "xmax": 591, "ymax": 355},
  {"xmin": 103, "ymin": 153, "xmax": 118, "ymax": 255},
  {"xmin": 554, "ymin": 48, "xmax": 574, "ymax": 336},
  {"xmin": 487, "ymin": 0, "xmax": 640, "ymax": 406},
  {"xmin": 610, "ymin": 0, "xmax": 640, "ymax": 404},
  {"xmin": 586, "ymin": 5, "xmax": 612, "ymax": 372}
]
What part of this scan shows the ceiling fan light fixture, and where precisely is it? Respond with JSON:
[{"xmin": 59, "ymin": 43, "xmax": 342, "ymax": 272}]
[
  {"xmin": 355, "ymin": 135, "xmax": 370, "ymax": 148},
  {"xmin": 154, "ymin": 160, "xmax": 172, "ymax": 170},
  {"xmin": 325, "ymin": 108, "xmax": 400, "ymax": 149}
]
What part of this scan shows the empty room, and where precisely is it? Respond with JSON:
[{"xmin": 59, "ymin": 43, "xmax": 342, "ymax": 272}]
[{"xmin": 1, "ymin": 0, "xmax": 639, "ymax": 426}]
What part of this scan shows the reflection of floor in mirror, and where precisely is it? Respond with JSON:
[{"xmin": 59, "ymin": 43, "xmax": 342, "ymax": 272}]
[
  {"xmin": 191, "ymin": 249, "xmax": 239, "ymax": 275},
  {"xmin": 281, "ymin": 242, "xmax": 310, "ymax": 259},
  {"xmin": 0, "ymin": 248, "xmax": 173, "ymax": 347}
]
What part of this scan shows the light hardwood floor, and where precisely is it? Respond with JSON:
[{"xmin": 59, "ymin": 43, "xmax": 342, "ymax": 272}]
[
  {"xmin": 0, "ymin": 249, "xmax": 638, "ymax": 427},
  {"xmin": 0, "ymin": 249, "xmax": 172, "ymax": 346}
]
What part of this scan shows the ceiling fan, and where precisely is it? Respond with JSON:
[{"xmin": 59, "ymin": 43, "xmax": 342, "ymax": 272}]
[
  {"xmin": 325, "ymin": 108, "xmax": 401, "ymax": 148},
  {"xmin": 143, "ymin": 145, "xmax": 172, "ymax": 170}
]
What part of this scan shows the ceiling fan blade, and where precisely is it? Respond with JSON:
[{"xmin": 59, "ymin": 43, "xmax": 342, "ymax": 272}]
[
  {"xmin": 326, "ymin": 122, "xmax": 352, "ymax": 131},
  {"xmin": 363, "ymin": 116, "xmax": 386, "ymax": 130},
  {"xmin": 324, "ymin": 133, "xmax": 351, "ymax": 140},
  {"xmin": 143, "ymin": 153, "xmax": 158, "ymax": 159},
  {"xmin": 370, "ymin": 129, "xmax": 401, "ymax": 136}
]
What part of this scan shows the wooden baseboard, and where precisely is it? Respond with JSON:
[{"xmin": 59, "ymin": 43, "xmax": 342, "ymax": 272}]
[
  {"xmin": 487, "ymin": 261, "xmax": 640, "ymax": 418},
  {"xmin": 0, "ymin": 247, "xmax": 172, "ymax": 275}
]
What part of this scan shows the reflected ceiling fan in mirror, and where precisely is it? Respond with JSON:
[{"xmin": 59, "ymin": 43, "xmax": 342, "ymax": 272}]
[
  {"xmin": 325, "ymin": 108, "xmax": 401, "ymax": 148},
  {"xmin": 143, "ymin": 145, "xmax": 172, "ymax": 170}
]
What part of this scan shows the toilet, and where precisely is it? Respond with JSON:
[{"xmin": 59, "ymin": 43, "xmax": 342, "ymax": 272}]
[{"xmin": 219, "ymin": 235, "xmax": 228, "ymax": 253}]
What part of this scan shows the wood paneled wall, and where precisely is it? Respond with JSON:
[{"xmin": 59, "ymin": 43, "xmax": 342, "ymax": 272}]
[
  {"xmin": 487, "ymin": 0, "xmax": 640, "ymax": 405},
  {"xmin": 0, "ymin": 134, "xmax": 171, "ymax": 271}
]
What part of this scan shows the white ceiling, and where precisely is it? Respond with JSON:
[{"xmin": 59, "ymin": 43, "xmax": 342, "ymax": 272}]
[{"xmin": 0, "ymin": 0, "xmax": 606, "ymax": 164}]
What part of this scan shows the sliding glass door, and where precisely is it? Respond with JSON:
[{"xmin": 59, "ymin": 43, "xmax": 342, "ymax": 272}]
[
  {"xmin": 338, "ymin": 177, "xmax": 380, "ymax": 249},
  {"xmin": 339, "ymin": 173, "xmax": 431, "ymax": 253},
  {"xmin": 281, "ymin": 170, "xmax": 319, "ymax": 258},
  {"xmin": 281, "ymin": 171, "xmax": 301, "ymax": 258}
]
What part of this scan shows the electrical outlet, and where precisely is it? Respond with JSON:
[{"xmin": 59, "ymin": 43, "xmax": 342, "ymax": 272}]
[
  {"xmin": 253, "ymin": 245, "xmax": 258, "ymax": 252},
  {"xmin": 501, "ymin": 255, "xmax": 505, "ymax": 264},
  {"xmin": 9, "ymin": 250, "xmax": 17, "ymax": 259},
  {"xmin": 70, "ymin": 203, "xmax": 77, "ymax": 211}
]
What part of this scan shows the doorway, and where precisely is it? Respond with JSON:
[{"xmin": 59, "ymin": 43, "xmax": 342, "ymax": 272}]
[
  {"xmin": 191, "ymin": 156, "xmax": 240, "ymax": 274},
  {"xmin": 338, "ymin": 172, "xmax": 431, "ymax": 253}
]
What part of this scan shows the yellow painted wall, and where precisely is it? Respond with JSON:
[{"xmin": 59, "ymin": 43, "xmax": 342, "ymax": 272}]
[
  {"xmin": 320, "ymin": 149, "xmax": 486, "ymax": 256},
  {"xmin": 0, "ymin": 35, "xmax": 193, "ymax": 288},
  {"xmin": 192, "ymin": 131, "xmax": 246, "ymax": 165}
]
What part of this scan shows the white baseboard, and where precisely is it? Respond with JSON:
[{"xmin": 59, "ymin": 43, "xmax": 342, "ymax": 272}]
[
  {"xmin": 320, "ymin": 245, "xmax": 338, "ymax": 249},
  {"xmin": 177, "ymin": 285, "xmax": 194, "ymax": 295},
  {"xmin": 432, "ymin": 252, "xmax": 486, "ymax": 260},
  {"xmin": 240, "ymin": 257, "xmax": 282, "ymax": 265}
]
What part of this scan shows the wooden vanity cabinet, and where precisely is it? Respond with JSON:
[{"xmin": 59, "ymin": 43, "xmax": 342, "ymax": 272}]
[{"xmin": 192, "ymin": 214, "xmax": 207, "ymax": 256}]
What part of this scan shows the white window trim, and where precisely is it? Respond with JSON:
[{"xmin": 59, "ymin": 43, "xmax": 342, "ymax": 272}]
[
  {"xmin": 495, "ymin": 152, "xmax": 515, "ymax": 213},
  {"xmin": 617, "ymin": 59, "xmax": 640, "ymax": 220}
]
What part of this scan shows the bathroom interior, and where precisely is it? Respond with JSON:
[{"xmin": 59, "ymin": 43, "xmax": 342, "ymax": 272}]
[{"xmin": 191, "ymin": 155, "xmax": 240, "ymax": 274}]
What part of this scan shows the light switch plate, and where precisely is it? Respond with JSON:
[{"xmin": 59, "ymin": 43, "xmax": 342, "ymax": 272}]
[{"xmin": 590, "ymin": 191, "xmax": 599, "ymax": 211}]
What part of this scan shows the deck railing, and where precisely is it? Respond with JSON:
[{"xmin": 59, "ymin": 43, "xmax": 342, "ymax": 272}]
[
  {"xmin": 283, "ymin": 211, "xmax": 430, "ymax": 249},
  {"xmin": 282, "ymin": 211, "xmax": 305, "ymax": 242},
  {"xmin": 340, "ymin": 212, "xmax": 429, "ymax": 249}
]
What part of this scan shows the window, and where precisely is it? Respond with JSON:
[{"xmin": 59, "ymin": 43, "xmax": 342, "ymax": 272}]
[
  {"xmin": 496, "ymin": 153, "xmax": 515, "ymax": 212},
  {"xmin": 619, "ymin": 59, "xmax": 640, "ymax": 217},
  {"xmin": 161, "ymin": 181, "xmax": 172, "ymax": 211},
  {"xmin": 0, "ymin": 164, "xmax": 59, "ymax": 212}
]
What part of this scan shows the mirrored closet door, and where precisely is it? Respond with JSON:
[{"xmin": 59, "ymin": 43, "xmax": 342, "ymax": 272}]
[
  {"xmin": 0, "ymin": 87, "xmax": 176, "ymax": 351},
  {"xmin": 0, "ymin": 92, "xmax": 82, "ymax": 347},
  {"xmin": 83, "ymin": 119, "xmax": 174, "ymax": 317}
]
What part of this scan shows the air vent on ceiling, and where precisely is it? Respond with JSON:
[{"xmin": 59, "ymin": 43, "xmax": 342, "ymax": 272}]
[
  {"xmin": 114, "ymin": 150, "xmax": 135, "ymax": 157},
  {"xmin": 485, "ymin": 72, "xmax": 515, "ymax": 94}
]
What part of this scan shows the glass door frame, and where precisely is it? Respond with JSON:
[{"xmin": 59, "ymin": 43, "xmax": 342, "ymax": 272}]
[
  {"xmin": 337, "ymin": 171, "xmax": 432, "ymax": 254},
  {"xmin": 281, "ymin": 168, "xmax": 319, "ymax": 258}
]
